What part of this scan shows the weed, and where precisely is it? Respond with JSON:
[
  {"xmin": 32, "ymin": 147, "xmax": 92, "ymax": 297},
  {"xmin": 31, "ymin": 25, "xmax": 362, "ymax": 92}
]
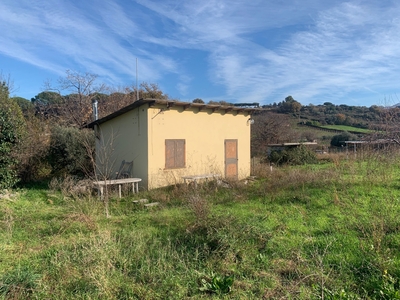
[
  {"xmin": 199, "ymin": 271, "xmax": 234, "ymax": 295},
  {"xmin": 0, "ymin": 265, "xmax": 40, "ymax": 299},
  {"xmin": 49, "ymin": 175, "xmax": 93, "ymax": 200},
  {"xmin": 312, "ymin": 285, "xmax": 362, "ymax": 300},
  {"xmin": 187, "ymin": 193, "xmax": 210, "ymax": 223}
]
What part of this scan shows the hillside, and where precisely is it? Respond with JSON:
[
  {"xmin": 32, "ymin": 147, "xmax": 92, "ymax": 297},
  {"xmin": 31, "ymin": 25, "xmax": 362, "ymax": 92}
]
[
  {"xmin": 262, "ymin": 101, "xmax": 383, "ymax": 129},
  {"xmin": 252, "ymin": 101, "xmax": 398, "ymax": 154}
]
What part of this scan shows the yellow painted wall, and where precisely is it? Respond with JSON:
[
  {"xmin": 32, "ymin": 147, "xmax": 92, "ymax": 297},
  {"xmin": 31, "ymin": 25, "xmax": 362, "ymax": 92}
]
[
  {"xmin": 95, "ymin": 106, "xmax": 149, "ymax": 187},
  {"xmin": 95, "ymin": 103, "xmax": 252, "ymax": 190},
  {"xmin": 147, "ymin": 105, "xmax": 251, "ymax": 189}
]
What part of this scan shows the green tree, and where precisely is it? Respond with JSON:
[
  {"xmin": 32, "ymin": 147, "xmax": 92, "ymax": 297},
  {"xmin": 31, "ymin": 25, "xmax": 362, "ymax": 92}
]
[
  {"xmin": 0, "ymin": 81, "xmax": 25, "ymax": 188},
  {"xmin": 31, "ymin": 91, "xmax": 63, "ymax": 106},
  {"xmin": 11, "ymin": 97, "xmax": 34, "ymax": 116},
  {"xmin": 278, "ymin": 95, "xmax": 302, "ymax": 113},
  {"xmin": 31, "ymin": 91, "xmax": 64, "ymax": 123}
]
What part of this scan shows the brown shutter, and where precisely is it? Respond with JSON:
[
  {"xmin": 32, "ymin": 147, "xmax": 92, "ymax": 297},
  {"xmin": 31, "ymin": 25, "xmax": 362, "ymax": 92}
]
[
  {"xmin": 165, "ymin": 139, "xmax": 186, "ymax": 169},
  {"xmin": 165, "ymin": 140, "xmax": 175, "ymax": 169},
  {"xmin": 175, "ymin": 140, "xmax": 185, "ymax": 168}
]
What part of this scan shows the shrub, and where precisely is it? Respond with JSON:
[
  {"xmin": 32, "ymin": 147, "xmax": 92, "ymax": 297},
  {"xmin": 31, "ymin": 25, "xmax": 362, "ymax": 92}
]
[
  {"xmin": 187, "ymin": 194, "xmax": 210, "ymax": 223},
  {"xmin": 16, "ymin": 114, "xmax": 51, "ymax": 182},
  {"xmin": 48, "ymin": 126, "xmax": 94, "ymax": 177},
  {"xmin": 268, "ymin": 145, "xmax": 317, "ymax": 166}
]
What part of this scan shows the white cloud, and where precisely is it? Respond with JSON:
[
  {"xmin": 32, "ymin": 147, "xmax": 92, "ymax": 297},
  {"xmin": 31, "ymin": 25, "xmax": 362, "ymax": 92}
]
[
  {"xmin": 195, "ymin": 0, "xmax": 400, "ymax": 104},
  {"xmin": 1, "ymin": 0, "xmax": 400, "ymax": 105}
]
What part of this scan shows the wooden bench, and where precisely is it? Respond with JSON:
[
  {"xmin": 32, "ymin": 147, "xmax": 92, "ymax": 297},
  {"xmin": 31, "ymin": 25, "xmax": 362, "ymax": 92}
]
[
  {"xmin": 181, "ymin": 174, "xmax": 220, "ymax": 187},
  {"xmin": 94, "ymin": 178, "xmax": 141, "ymax": 199}
]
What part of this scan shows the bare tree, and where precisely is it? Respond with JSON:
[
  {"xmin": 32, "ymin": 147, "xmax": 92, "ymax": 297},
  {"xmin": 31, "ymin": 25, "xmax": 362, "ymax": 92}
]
[
  {"xmin": 370, "ymin": 103, "xmax": 400, "ymax": 145},
  {"xmin": 98, "ymin": 87, "xmax": 136, "ymax": 119},
  {"xmin": 44, "ymin": 70, "xmax": 107, "ymax": 127},
  {"xmin": 81, "ymin": 127, "xmax": 120, "ymax": 218},
  {"xmin": 251, "ymin": 111, "xmax": 299, "ymax": 157},
  {"xmin": 138, "ymin": 82, "xmax": 168, "ymax": 99}
]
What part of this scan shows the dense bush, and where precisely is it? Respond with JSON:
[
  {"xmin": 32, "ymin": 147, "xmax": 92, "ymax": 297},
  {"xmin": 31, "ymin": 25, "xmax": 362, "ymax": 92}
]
[
  {"xmin": 268, "ymin": 145, "xmax": 317, "ymax": 165},
  {"xmin": 330, "ymin": 131, "xmax": 358, "ymax": 147},
  {"xmin": 48, "ymin": 126, "xmax": 94, "ymax": 177},
  {"xmin": 0, "ymin": 82, "xmax": 25, "ymax": 189},
  {"xmin": 16, "ymin": 114, "xmax": 51, "ymax": 182}
]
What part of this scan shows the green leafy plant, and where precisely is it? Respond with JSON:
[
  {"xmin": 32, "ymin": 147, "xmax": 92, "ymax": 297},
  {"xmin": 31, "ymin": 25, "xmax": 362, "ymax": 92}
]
[
  {"xmin": 373, "ymin": 271, "xmax": 400, "ymax": 299},
  {"xmin": 48, "ymin": 125, "xmax": 94, "ymax": 177},
  {"xmin": 199, "ymin": 272, "xmax": 234, "ymax": 295},
  {"xmin": 0, "ymin": 81, "xmax": 25, "ymax": 189}
]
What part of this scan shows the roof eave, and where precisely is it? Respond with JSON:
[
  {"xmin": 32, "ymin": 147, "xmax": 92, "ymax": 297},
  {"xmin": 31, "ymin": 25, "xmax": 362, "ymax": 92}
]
[{"xmin": 85, "ymin": 98, "xmax": 261, "ymax": 128}]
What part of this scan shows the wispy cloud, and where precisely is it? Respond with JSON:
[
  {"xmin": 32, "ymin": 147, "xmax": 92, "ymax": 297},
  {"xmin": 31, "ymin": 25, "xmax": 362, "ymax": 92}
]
[
  {"xmin": 172, "ymin": 0, "xmax": 400, "ymax": 105},
  {"xmin": 1, "ymin": 0, "xmax": 400, "ymax": 105},
  {"xmin": 134, "ymin": 0, "xmax": 400, "ymax": 104},
  {"xmin": 0, "ymin": 0, "xmax": 179, "ymax": 86}
]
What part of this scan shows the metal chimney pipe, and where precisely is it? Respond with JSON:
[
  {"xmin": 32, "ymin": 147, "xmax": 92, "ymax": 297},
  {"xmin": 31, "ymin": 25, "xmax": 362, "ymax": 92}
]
[{"xmin": 92, "ymin": 99, "xmax": 98, "ymax": 121}]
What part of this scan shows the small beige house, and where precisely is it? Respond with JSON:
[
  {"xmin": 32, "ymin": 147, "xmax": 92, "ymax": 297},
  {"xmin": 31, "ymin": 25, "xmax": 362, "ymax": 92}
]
[{"xmin": 88, "ymin": 99, "xmax": 256, "ymax": 190}]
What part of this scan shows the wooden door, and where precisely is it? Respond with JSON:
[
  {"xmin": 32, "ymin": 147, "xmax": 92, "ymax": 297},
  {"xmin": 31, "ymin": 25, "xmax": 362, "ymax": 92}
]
[{"xmin": 225, "ymin": 139, "xmax": 238, "ymax": 179}]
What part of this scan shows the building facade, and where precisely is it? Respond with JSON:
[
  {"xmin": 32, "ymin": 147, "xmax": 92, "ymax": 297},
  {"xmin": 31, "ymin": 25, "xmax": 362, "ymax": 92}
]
[{"xmin": 88, "ymin": 99, "xmax": 256, "ymax": 190}]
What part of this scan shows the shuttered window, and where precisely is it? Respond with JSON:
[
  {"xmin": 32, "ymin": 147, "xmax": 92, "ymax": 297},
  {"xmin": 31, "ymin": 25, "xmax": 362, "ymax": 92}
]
[{"xmin": 165, "ymin": 139, "xmax": 185, "ymax": 169}]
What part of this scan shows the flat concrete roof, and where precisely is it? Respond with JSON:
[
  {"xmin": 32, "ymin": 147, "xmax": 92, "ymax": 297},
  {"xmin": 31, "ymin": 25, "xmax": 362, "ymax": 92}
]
[{"xmin": 87, "ymin": 98, "xmax": 260, "ymax": 128}]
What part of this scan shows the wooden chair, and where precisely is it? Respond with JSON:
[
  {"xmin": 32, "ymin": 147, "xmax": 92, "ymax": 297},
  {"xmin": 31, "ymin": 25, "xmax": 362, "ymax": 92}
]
[{"xmin": 116, "ymin": 160, "xmax": 133, "ymax": 179}]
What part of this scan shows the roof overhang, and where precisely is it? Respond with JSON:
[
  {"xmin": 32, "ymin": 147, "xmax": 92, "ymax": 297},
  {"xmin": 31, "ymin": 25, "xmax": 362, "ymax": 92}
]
[{"xmin": 86, "ymin": 98, "xmax": 261, "ymax": 128}]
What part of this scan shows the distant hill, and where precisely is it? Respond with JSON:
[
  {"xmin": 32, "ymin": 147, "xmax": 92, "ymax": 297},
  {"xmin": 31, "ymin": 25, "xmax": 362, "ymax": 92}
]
[
  {"xmin": 262, "ymin": 101, "xmax": 384, "ymax": 130},
  {"xmin": 251, "ymin": 102, "xmax": 393, "ymax": 155}
]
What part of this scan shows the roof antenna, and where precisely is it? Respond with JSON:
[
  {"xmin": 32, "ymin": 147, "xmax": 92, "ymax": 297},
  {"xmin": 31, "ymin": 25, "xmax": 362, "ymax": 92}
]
[{"xmin": 136, "ymin": 58, "xmax": 139, "ymax": 100}]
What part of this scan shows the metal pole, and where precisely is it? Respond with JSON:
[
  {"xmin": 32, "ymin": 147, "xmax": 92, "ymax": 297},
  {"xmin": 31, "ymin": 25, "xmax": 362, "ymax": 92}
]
[{"xmin": 136, "ymin": 58, "xmax": 139, "ymax": 100}]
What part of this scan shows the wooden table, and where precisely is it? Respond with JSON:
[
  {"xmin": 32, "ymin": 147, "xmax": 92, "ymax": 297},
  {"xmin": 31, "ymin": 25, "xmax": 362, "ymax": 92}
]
[
  {"xmin": 94, "ymin": 178, "xmax": 141, "ymax": 199},
  {"xmin": 181, "ymin": 174, "xmax": 220, "ymax": 187}
]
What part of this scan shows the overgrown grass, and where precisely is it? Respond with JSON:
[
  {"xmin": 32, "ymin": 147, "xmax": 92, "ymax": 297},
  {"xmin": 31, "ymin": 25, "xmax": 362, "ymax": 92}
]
[{"xmin": 2, "ymin": 152, "xmax": 400, "ymax": 298}]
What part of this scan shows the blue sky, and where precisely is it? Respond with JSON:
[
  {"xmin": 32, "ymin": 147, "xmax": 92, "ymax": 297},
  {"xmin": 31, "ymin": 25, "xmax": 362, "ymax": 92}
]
[{"xmin": 1, "ymin": 0, "xmax": 400, "ymax": 107}]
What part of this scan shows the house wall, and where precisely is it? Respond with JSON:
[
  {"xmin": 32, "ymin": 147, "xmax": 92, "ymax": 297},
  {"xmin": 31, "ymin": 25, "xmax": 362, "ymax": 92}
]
[
  {"xmin": 95, "ymin": 106, "xmax": 149, "ymax": 187},
  {"xmin": 147, "ymin": 105, "xmax": 251, "ymax": 189}
]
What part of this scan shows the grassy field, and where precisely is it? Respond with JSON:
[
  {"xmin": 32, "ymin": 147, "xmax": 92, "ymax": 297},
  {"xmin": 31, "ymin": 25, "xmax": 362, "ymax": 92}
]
[
  {"xmin": 319, "ymin": 125, "xmax": 372, "ymax": 134},
  {"xmin": 2, "ymin": 152, "xmax": 400, "ymax": 299}
]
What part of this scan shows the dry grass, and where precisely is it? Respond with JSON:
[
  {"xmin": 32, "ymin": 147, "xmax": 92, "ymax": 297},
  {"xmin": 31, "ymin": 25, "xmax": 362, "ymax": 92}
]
[
  {"xmin": 49, "ymin": 175, "xmax": 94, "ymax": 199},
  {"xmin": 187, "ymin": 194, "xmax": 210, "ymax": 223}
]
